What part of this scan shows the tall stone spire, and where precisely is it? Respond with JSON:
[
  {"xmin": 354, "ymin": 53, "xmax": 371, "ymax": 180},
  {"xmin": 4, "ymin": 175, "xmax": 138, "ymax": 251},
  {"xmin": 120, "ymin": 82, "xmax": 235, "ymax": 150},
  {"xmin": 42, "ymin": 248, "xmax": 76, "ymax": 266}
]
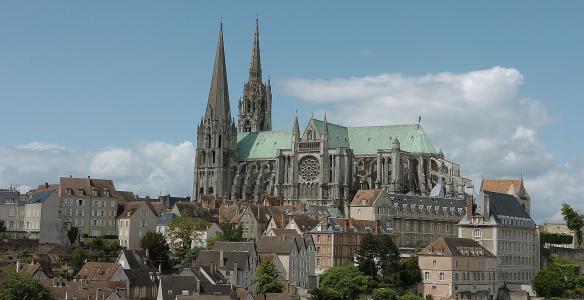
[
  {"xmin": 249, "ymin": 18, "xmax": 262, "ymax": 82},
  {"xmin": 205, "ymin": 23, "xmax": 231, "ymax": 121},
  {"xmin": 292, "ymin": 112, "xmax": 300, "ymax": 137}
]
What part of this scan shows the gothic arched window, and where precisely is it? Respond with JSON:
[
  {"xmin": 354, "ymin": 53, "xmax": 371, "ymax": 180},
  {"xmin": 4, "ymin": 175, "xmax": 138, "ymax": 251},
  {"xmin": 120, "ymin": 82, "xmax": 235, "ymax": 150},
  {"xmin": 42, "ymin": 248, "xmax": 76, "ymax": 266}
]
[
  {"xmin": 207, "ymin": 134, "xmax": 212, "ymax": 148},
  {"xmin": 218, "ymin": 135, "xmax": 222, "ymax": 148}
]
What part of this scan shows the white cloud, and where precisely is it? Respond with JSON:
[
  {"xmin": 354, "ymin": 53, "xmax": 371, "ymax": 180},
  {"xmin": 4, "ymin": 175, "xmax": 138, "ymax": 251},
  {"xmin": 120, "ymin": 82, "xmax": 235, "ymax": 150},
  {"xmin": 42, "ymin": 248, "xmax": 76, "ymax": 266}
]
[
  {"xmin": 280, "ymin": 66, "xmax": 573, "ymax": 221},
  {"xmin": 0, "ymin": 141, "xmax": 194, "ymax": 197}
]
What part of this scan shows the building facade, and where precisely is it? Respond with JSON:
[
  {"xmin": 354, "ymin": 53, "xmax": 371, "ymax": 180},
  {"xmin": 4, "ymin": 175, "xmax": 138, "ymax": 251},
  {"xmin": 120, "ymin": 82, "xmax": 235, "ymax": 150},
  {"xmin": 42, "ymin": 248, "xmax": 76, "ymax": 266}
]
[
  {"xmin": 192, "ymin": 23, "xmax": 470, "ymax": 213},
  {"xmin": 458, "ymin": 191, "xmax": 539, "ymax": 288},
  {"xmin": 118, "ymin": 201, "xmax": 160, "ymax": 250},
  {"xmin": 349, "ymin": 187, "xmax": 467, "ymax": 250},
  {"xmin": 418, "ymin": 237, "xmax": 497, "ymax": 300}
]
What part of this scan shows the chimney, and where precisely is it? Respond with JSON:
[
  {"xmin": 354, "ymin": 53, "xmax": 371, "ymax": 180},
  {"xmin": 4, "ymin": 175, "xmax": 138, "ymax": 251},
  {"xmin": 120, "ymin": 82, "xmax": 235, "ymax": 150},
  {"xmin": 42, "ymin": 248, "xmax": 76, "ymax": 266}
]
[
  {"xmin": 219, "ymin": 250, "xmax": 224, "ymax": 268},
  {"xmin": 16, "ymin": 259, "xmax": 20, "ymax": 273},
  {"xmin": 483, "ymin": 193, "xmax": 491, "ymax": 220},
  {"xmin": 466, "ymin": 195, "xmax": 473, "ymax": 221}
]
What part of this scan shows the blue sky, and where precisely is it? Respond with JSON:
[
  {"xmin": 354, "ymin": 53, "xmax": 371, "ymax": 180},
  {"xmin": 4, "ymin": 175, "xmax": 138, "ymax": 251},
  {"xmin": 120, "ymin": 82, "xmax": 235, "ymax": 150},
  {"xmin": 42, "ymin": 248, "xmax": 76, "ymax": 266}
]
[{"xmin": 1, "ymin": 1, "xmax": 583, "ymax": 220}]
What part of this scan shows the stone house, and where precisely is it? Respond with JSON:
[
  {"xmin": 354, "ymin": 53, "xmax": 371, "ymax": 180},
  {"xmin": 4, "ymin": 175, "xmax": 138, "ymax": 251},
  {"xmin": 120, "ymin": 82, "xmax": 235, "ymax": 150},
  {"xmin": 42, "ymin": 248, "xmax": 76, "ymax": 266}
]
[
  {"xmin": 118, "ymin": 201, "xmax": 162, "ymax": 250},
  {"xmin": 418, "ymin": 237, "xmax": 497, "ymax": 300},
  {"xmin": 111, "ymin": 264, "xmax": 159, "ymax": 300},
  {"xmin": 256, "ymin": 236, "xmax": 316, "ymax": 290},
  {"xmin": 458, "ymin": 191, "xmax": 539, "ymax": 289},
  {"xmin": 0, "ymin": 188, "xmax": 28, "ymax": 239}
]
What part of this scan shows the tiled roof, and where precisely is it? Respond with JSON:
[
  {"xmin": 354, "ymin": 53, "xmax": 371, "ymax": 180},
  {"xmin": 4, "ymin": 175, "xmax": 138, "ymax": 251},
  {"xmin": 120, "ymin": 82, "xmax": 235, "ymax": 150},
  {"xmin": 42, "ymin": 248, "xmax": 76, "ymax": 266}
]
[
  {"xmin": 159, "ymin": 275, "xmax": 200, "ymax": 300},
  {"xmin": 27, "ymin": 190, "xmax": 55, "ymax": 204},
  {"xmin": 350, "ymin": 189, "xmax": 383, "ymax": 206},
  {"xmin": 195, "ymin": 250, "xmax": 249, "ymax": 271},
  {"xmin": 267, "ymin": 228, "xmax": 299, "ymax": 237},
  {"xmin": 157, "ymin": 212, "xmax": 178, "ymax": 226},
  {"xmin": 481, "ymin": 179, "xmax": 522, "ymax": 194},
  {"xmin": 119, "ymin": 249, "xmax": 151, "ymax": 269},
  {"xmin": 212, "ymin": 241, "xmax": 255, "ymax": 254},
  {"xmin": 290, "ymin": 217, "xmax": 320, "ymax": 233},
  {"xmin": 419, "ymin": 237, "xmax": 495, "ymax": 258},
  {"xmin": 121, "ymin": 268, "xmax": 158, "ymax": 286},
  {"xmin": 75, "ymin": 262, "xmax": 117, "ymax": 281}
]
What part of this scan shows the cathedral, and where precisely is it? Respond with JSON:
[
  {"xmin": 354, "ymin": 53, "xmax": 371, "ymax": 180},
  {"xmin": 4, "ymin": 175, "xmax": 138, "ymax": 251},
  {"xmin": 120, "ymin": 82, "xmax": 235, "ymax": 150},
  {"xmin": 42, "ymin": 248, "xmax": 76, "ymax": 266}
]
[{"xmin": 192, "ymin": 21, "xmax": 471, "ymax": 213}]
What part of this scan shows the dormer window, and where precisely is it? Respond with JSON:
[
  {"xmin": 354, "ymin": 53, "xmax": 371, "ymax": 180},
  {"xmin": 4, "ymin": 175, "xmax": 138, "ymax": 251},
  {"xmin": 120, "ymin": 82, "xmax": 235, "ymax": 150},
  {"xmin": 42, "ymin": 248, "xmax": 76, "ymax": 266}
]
[
  {"xmin": 104, "ymin": 190, "xmax": 111, "ymax": 197},
  {"xmin": 67, "ymin": 189, "xmax": 74, "ymax": 195},
  {"xmin": 78, "ymin": 189, "xmax": 85, "ymax": 195},
  {"xmin": 92, "ymin": 190, "xmax": 99, "ymax": 197}
]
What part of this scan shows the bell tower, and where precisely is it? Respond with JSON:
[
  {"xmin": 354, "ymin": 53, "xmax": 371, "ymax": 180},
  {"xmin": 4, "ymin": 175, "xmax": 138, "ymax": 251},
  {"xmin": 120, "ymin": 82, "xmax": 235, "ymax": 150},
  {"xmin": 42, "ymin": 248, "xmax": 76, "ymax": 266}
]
[
  {"xmin": 193, "ymin": 23, "xmax": 237, "ymax": 199},
  {"xmin": 238, "ymin": 19, "xmax": 272, "ymax": 133}
]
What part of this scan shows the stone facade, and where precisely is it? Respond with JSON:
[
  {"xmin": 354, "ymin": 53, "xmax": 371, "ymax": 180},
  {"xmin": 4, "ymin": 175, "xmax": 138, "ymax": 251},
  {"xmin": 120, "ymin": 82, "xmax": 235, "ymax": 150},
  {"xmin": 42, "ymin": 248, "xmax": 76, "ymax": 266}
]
[
  {"xmin": 458, "ymin": 191, "xmax": 539, "ymax": 288},
  {"xmin": 349, "ymin": 187, "xmax": 467, "ymax": 250},
  {"xmin": 418, "ymin": 237, "xmax": 497, "ymax": 300},
  {"xmin": 192, "ymin": 23, "xmax": 470, "ymax": 213}
]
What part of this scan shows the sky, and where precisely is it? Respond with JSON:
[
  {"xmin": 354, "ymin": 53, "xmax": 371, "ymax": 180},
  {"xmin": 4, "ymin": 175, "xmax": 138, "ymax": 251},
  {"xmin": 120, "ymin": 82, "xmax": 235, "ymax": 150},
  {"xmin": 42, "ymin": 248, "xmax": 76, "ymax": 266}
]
[{"xmin": 1, "ymin": 1, "xmax": 583, "ymax": 221}]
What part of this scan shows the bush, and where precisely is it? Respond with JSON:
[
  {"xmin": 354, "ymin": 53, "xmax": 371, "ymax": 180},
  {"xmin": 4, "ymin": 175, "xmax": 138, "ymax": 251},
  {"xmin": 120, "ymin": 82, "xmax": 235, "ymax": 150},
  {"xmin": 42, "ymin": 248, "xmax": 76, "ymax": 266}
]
[{"xmin": 372, "ymin": 288, "xmax": 398, "ymax": 300}]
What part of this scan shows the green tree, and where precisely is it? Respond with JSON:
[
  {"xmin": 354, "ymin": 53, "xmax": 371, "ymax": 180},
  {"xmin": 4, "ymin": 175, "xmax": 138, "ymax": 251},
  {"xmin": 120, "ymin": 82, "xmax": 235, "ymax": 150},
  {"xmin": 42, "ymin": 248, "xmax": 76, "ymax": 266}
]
[
  {"xmin": 399, "ymin": 293, "xmax": 425, "ymax": 300},
  {"xmin": 355, "ymin": 233, "xmax": 400, "ymax": 284},
  {"xmin": 0, "ymin": 267, "xmax": 52, "ymax": 300},
  {"xmin": 355, "ymin": 233, "xmax": 378, "ymax": 279},
  {"xmin": 67, "ymin": 226, "xmax": 79, "ymax": 246},
  {"xmin": 207, "ymin": 223, "xmax": 243, "ymax": 249},
  {"xmin": 400, "ymin": 256, "xmax": 422, "ymax": 287},
  {"xmin": 254, "ymin": 261, "xmax": 283, "ymax": 299},
  {"xmin": 318, "ymin": 265, "xmax": 376, "ymax": 300},
  {"xmin": 562, "ymin": 203, "xmax": 584, "ymax": 247},
  {"xmin": 533, "ymin": 254, "xmax": 581, "ymax": 297},
  {"xmin": 69, "ymin": 248, "xmax": 88, "ymax": 274},
  {"xmin": 182, "ymin": 247, "xmax": 204, "ymax": 267},
  {"xmin": 533, "ymin": 267, "xmax": 567, "ymax": 298},
  {"xmin": 140, "ymin": 231, "xmax": 170, "ymax": 268},
  {"xmin": 372, "ymin": 287, "xmax": 398, "ymax": 300},
  {"xmin": 165, "ymin": 217, "xmax": 207, "ymax": 262}
]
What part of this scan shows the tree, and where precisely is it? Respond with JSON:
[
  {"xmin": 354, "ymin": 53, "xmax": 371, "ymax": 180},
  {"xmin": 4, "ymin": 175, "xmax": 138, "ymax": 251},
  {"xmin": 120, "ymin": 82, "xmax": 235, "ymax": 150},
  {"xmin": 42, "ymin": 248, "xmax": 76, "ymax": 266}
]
[
  {"xmin": 562, "ymin": 203, "xmax": 584, "ymax": 247},
  {"xmin": 165, "ymin": 217, "xmax": 207, "ymax": 262},
  {"xmin": 355, "ymin": 233, "xmax": 378, "ymax": 279},
  {"xmin": 207, "ymin": 223, "xmax": 243, "ymax": 249},
  {"xmin": 69, "ymin": 248, "xmax": 88, "ymax": 274},
  {"xmin": 254, "ymin": 261, "xmax": 283, "ymax": 299},
  {"xmin": 400, "ymin": 256, "xmax": 422, "ymax": 287},
  {"xmin": 0, "ymin": 267, "xmax": 52, "ymax": 300},
  {"xmin": 399, "ymin": 293, "xmax": 425, "ymax": 300},
  {"xmin": 140, "ymin": 231, "xmax": 170, "ymax": 268},
  {"xmin": 533, "ymin": 267, "xmax": 567, "ymax": 298},
  {"xmin": 355, "ymin": 233, "xmax": 400, "ymax": 284},
  {"xmin": 540, "ymin": 232, "xmax": 574, "ymax": 247},
  {"xmin": 372, "ymin": 288, "xmax": 398, "ymax": 300},
  {"xmin": 67, "ymin": 226, "xmax": 79, "ymax": 246},
  {"xmin": 533, "ymin": 254, "xmax": 581, "ymax": 297},
  {"xmin": 318, "ymin": 265, "xmax": 376, "ymax": 300},
  {"xmin": 182, "ymin": 247, "xmax": 204, "ymax": 267}
]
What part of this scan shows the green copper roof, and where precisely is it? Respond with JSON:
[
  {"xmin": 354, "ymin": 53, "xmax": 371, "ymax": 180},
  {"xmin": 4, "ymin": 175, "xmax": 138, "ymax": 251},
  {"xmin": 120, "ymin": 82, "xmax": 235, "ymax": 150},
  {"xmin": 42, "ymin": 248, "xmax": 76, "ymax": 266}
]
[
  {"xmin": 237, "ymin": 131, "xmax": 292, "ymax": 159},
  {"xmin": 347, "ymin": 124, "xmax": 437, "ymax": 155},
  {"xmin": 312, "ymin": 119, "xmax": 350, "ymax": 148}
]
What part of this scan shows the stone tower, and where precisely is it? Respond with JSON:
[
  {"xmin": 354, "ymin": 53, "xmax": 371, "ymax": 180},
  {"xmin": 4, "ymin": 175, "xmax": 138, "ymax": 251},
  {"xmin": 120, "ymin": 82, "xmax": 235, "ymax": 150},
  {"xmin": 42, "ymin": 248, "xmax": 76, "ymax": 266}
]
[
  {"xmin": 193, "ymin": 24, "xmax": 237, "ymax": 199},
  {"xmin": 237, "ymin": 19, "xmax": 272, "ymax": 133}
]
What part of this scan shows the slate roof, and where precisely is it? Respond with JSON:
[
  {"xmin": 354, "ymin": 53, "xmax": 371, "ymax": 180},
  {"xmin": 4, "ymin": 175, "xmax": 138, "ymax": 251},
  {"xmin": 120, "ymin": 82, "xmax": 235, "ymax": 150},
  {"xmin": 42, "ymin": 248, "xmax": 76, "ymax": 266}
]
[
  {"xmin": 482, "ymin": 191, "xmax": 532, "ymax": 222},
  {"xmin": 119, "ymin": 201, "xmax": 161, "ymax": 219},
  {"xmin": 544, "ymin": 210, "xmax": 566, "ymax": 225},
  {"xmin": 256, "ymin": 236, "xmax": 299, "ymax": 255},
  {"xmin": 195, "ymin": 250, "xmax": 249, "ymax": 271},
  {"xmin": 75, "ymin": 262, "xmax": 117, "ymax": 281},
  {"xmin": 158, "ymin": 275, "xmax": 200, "ymax": 300},
  {"xmin": 174, "ymin": 202, "xmax": 217, "ymax": 223},
  {"xmin": 28, "ymin": 190, "xmax": 55, "ymax": 203},
  {"xmin": 119, "ymin": 250, "xmax": 151, "ymax": 269},
  {"xmin": 350, "ymin": 189, "xmax": 383, "ymax": 207},
  {"xmin": 159, "ymin": 194, "xmax": 191, "ymax": 209},
  {"xmin": 419, "ymin": 237, "xmax": 495, "ymax": 258},
  {"xmin": 267, "ymin": 228, "xmax": 299, "ymax": 237},
  {"xmin": 289, "ymin": 217, "xmax": 320, "ymax": 233},
  {"xmin": 211, "ymin": 241, "xmax": 255, "ymax": 255},
  {"xmin": 120, "ymin": 268, "xmax": 159, "ymax": 287},
  {"xmin": 157, "ymin": 212, "xmax": 178, "ymax": 226}
]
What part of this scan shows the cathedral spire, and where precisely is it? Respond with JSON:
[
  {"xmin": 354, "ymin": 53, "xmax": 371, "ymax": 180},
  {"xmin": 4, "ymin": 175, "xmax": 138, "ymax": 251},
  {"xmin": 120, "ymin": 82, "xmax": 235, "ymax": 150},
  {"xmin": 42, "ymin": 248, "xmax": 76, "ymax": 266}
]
[
  {"xmin": 249, "ymin": 18, "xmax": 262, "ymax": 81},
  {"xmin": 205, "ymin": 23, "xmax": 231, "ymax": 121},
  {"xmin": 323, "ymin": 112, "xmax": 329, "ymax": 137},
  {"xmin": 293, "ymin": 111, "xmax": 300, "ymax": 137}
]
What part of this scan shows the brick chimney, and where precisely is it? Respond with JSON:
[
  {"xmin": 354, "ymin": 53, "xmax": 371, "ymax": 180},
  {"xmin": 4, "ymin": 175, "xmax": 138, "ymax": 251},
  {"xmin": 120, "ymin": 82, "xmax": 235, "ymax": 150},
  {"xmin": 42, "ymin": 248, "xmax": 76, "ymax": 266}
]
[{"xmin": 466, "ymin": 195, "xmax": 474, "ymax": 221}]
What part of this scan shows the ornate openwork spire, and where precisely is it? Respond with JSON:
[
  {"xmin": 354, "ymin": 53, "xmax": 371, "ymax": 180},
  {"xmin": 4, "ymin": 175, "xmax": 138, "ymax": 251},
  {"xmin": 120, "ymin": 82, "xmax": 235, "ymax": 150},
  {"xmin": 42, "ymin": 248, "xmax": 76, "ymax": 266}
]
[{"xmin": 248, "ymin": 18, "xmax": 262, "ymax": 81}]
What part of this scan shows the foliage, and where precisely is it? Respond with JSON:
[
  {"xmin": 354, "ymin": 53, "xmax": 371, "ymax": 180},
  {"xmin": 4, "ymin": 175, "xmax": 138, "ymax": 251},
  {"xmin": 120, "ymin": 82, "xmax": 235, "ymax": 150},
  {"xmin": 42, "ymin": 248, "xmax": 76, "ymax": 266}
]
[
  {"xmin": 0, "ymin": 267, "xmax": 52, "ymax": 300},
  {"xmin": 533, "ymin": 254, "xmax": 581, "ymax": 297},
  {"xmin": 372, "ymin": 288, "xmax": 399, "ymax": 300},
  {"xmin": 540, "ymin": 231, "xmax": 574, "ymax": 246},
  {"xmin": 318, "ymin": 265, "xmax": 377, "ymax": 300},
  {"xmin": 182, "ymin": 246, "xmax": 204, "ymax": 267},
  {"xmin": 88, "ymin": 237, "xmax": 121, "ymax": 258},
  {"xmin": 562, "ymin": 203, "xmax": 584, "ymax": 247},
  {"xmin": 69, "ymin": 248, "xmax": 88, "ymax": 274},
  {"xmin": 140, "ymin": 231, "xmax": 170, "ymax": 268},
  {"xmin": 165, "ymin": 217, "xmax": 207, "ymax": 261},
  {"xmin": 400, "ymin": 256, "xmax": 422, "ymax": 287},
  {"xmin": 67, "ymin": 226, "xmax": 79, "ymax": 246},
  {"xmin": 399, "ymin": 293, "xmax": 425, "ymax": 300},
  {"xmin": 355, "ymin": 233, "xmax": 400, "ymax": 284},
  {"xmin": 254, "ymin": 261, "xmax": 283, "ymax": 297},
  {"xmin": 54, "ymin": 268, "xmax": 75, "ymax": 281},
  {"xmin": 207, "ymin": 223, "xmax": 243, "ymax": 249}
]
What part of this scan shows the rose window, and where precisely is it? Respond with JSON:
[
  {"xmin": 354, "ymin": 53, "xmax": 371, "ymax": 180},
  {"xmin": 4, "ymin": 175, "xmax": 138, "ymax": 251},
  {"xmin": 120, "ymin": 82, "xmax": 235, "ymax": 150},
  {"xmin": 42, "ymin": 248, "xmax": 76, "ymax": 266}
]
[{"xmin": 299, "ymin": 156, "xmax": 319, "ymax": 181}]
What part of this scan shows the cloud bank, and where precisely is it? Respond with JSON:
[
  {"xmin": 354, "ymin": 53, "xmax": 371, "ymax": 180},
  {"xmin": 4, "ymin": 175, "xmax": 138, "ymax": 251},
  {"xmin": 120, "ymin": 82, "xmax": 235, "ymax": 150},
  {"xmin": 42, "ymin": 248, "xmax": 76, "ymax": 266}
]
[
  {"xmin": 0, "ymin": 141, "xmax": 194, "ymax": 198},
  {"xmin": 281, "ymin": 66, "xmax": 577, "ymax": 221}
]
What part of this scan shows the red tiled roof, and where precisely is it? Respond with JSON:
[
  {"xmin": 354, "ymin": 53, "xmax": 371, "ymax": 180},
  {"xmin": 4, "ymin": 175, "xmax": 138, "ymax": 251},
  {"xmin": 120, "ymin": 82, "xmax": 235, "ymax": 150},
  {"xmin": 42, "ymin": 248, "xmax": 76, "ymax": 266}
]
[
  {"xmin": 481, "ymin": 179, "xmax": 522, "ymax": 194},
  {"xmin": 350, "ymin": 189, "xmax": 383, "ymax": 206}
]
